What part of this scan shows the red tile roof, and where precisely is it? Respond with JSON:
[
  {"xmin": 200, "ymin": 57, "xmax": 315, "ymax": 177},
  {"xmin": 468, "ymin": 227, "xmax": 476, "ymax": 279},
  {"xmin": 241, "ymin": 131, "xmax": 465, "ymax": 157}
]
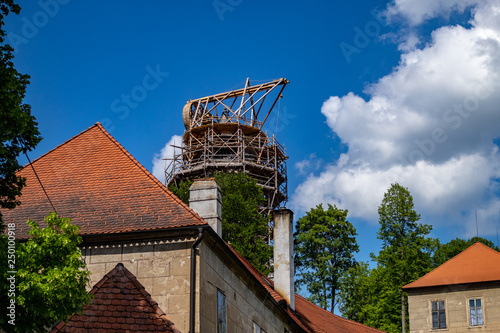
[
  {"xmin": 227, "ymin": 243, "xmax": 384, "ymax": 333},
  {"xmin": 3, "ymin": 123, "xmax": 206, "ymax": 238},
  {"xmin": 294, "ymin": 295, "xmax": 386, "ymax": 333},
  {"xmin": 51, "ymin": 263, "xmax": 180, "ymax": 332},
  {"xmin": 403, "ymin": 242, "xmax": 500, "ymax": 290}
]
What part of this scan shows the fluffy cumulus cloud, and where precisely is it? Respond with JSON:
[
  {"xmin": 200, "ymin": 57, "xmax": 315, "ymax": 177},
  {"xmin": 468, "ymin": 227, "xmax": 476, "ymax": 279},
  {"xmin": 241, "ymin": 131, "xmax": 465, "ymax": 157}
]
[
  {"xmin": 292, "ymin": 0, "xmax": 500, "ymax": 236},
  {"xmin": 152, "ymin": 135, "xmax": 183, "ymax": 184}
]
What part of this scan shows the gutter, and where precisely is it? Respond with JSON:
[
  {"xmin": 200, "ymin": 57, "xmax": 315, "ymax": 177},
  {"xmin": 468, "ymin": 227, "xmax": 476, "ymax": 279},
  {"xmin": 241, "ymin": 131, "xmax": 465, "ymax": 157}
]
[{"xmin": 189, "ymin": 227, "xmax": 204, "ymax": 333}]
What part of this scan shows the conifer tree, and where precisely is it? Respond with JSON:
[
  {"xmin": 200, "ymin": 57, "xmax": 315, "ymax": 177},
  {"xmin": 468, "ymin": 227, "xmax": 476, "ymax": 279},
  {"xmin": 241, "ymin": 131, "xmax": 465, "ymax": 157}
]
[{"xmin": 373, "ymin": 183, "xmax": 437, "ymax": 333}]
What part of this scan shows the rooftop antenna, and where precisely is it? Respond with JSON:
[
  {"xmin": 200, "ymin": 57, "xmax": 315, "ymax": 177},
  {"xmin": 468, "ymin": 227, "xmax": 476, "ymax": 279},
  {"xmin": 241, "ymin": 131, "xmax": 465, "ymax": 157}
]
[
  {"xmin": 496, "ymin": 225, "xmax": 499, "ymax": 249},
  {"xmin": 475, "ymin": 210, "xmax": 479, "ymax": 237}
]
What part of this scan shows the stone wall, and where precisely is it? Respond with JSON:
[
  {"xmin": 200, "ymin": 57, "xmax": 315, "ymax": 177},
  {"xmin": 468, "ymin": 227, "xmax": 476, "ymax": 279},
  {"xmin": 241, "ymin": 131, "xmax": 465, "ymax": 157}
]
[
  {"xmin": 407, "ymin": 282, "xmax": 500, "ymax": 333},
  {"xmin": 82, "ymin": 238, "xmax": 194, "ymax": 332},
  {"xmin": 198, "ymin": 242, "xmax": 292, "ymax": 333}
]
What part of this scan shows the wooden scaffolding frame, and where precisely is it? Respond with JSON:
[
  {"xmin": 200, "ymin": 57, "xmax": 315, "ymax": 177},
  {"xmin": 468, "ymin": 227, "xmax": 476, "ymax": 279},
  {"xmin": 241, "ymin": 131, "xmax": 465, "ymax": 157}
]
[{"xmin": 166, "ymin": 78, "xmax": 289, "ymax": 213}]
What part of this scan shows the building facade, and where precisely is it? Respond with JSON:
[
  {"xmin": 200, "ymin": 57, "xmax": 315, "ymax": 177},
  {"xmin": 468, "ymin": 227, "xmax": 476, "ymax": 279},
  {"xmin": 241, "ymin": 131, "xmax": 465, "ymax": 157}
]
[{"xmin": 403, "ymin": 243, "xmax": 500, "ymax": 333}]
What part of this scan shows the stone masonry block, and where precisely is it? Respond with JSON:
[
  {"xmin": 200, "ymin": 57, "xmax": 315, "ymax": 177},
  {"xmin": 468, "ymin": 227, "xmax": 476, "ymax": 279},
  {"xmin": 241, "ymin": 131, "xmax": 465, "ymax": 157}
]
[
  {"xmin": 89, "ymin": 245, "xmax": 122, "ymax": 263},
  {"xmin": 121, "ymin": 244, "xmax": 154, "ymax": 261}
]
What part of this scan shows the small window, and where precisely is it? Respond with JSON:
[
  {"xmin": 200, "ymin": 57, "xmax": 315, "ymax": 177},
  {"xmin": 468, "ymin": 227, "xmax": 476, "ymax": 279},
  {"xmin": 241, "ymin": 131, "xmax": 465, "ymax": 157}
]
[
  {"xmin": 431, "ymin": 300, "xmax": 446, "ymax": 329},
  {"xmin": 217, "ymin": 289, "xmax": 227, "ymax": 333},
  {"xmin": 469, "ymin": 298, "xmax": 484, "ymax": 326},
  {"xmin": 253, "ymin": 321, "xmax": 267, "ymax": 333}
]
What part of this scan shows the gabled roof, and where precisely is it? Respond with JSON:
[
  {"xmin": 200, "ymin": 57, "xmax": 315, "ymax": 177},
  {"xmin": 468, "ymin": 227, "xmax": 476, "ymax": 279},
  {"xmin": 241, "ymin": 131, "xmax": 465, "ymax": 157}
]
[
  {"xmin": 403, "ymin": 242, "xmax": 500, "ymax": 290},
  {"xmin": 51, "ymin": 263, "xmax": 180, "ymax": 332},
  {"xmin": 228, "ymin": 243, "xmax": 385, "ymax": 333},
  {"xmin": 3, "ymin": 123, "xmax": 206, "ymax": 238}
]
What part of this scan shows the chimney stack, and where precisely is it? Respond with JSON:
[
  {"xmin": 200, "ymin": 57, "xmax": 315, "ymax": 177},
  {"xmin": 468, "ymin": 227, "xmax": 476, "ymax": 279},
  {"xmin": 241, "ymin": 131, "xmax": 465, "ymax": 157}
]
[
  {"xmin": 189, "ymin": 179, "xmax": 222, "ymax": 237},
  {"xmin": 273, "ymin": 208, "xmax": 295, "ymax": 310}
]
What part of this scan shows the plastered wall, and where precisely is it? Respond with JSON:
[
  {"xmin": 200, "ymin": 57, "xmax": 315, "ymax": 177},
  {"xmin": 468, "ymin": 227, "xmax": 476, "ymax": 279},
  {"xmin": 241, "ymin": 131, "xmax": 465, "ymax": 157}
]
[{"xmin": 407, "ymin": 282, "xmax": 500, "ymax": 333}]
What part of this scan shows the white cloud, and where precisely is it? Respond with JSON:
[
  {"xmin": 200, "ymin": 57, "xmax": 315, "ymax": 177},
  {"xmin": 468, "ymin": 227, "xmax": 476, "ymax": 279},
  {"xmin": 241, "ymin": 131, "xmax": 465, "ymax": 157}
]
[
  {"xmin": 152, "ymin": 135, "xmax": 183, "ymax": 184},
  {"xmin": 292, "ymin": 0, "xmax": 500, "ymax": 236},
  {"xmin": 385, "ymin": 0, "xmax": 483, "ymax": 26},
  {"xmin": 295, "ymin": 153, "xmax": 323, "ymax": 175}
]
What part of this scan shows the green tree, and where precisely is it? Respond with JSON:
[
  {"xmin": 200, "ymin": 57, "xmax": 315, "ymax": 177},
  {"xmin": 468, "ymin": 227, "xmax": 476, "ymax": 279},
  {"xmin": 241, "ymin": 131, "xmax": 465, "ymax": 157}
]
[
  {"xmin": 169, "ymin": 172, "xmax": 272, "ymax": 275},
  {"xmin": 433, "ymin": 236, "xmax": 499, "ymax": 267},
  {"xmin": 338, "ymin": 261, "xmax": 371, "ymax": 322},
  {"xmin": 0, "ymin": 0, "xmax": 42, "ymax": 232},
  {"xmin": 0, "ymin": 213, "xmax": 91, "ymax": 332},
  {"xmin": 215, "ymin": 172, "xmax": 272, "ymax": 275},
  {"xmin": 373, "ymin": 183, "xmax": 437, "ymax": 333},
  {"xmin": 168, "ymin": 178, "xmax": 192, "ymax": 204},
  {"xmin": 294, "ymin": 203, "xmax": 359, "ymax": 313}
]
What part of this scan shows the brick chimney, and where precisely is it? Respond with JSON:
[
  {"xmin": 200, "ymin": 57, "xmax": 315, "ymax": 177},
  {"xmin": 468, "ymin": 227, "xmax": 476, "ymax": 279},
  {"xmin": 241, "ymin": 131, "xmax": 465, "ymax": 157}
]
[
  {"xmin": 273, "ymin": 208, "xmax": 295, "ymax": 310},
  {"xmin": 189, "ymin": 179, "xmax": 222, "ymax": 237}
]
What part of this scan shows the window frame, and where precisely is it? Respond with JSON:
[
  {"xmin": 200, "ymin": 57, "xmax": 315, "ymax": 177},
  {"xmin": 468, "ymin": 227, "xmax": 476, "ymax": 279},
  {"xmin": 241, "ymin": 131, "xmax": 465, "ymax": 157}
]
[
  {"xmin": 467, "ymin": 297, "xmax": 485, "ymax": 328},
  {"xmin": 217, "ymin": 289, "xmax": 227, "ymax": 333},
  {"xmin": 430, "ymin": 300, "xmax": 447, "ymax": 330},
  {"xmin": 253, "ymin": 321, "xmax": 267, "ymax": 333}
]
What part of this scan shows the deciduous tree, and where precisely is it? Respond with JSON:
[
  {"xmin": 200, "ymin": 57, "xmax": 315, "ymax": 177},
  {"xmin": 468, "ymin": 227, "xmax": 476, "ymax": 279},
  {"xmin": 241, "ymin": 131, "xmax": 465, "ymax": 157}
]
[
  {"xmin": 294, "ymin": 203, "xmax": 358, "ymax": 313},
  {"xmin": 0, "ymin": 0, "xmax": 42, "ymax": 232},
  {"xmin": 0, "ymin": 213, "xmax": 91, "ymax": 332},
  {"xmin": 433, "ymin": 236, "xmax": 499, "ymax": 267}
]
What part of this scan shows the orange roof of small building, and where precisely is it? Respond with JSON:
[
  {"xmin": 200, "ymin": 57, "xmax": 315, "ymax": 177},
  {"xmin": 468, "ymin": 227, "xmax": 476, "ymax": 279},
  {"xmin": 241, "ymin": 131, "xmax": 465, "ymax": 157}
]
[
  {"xmin": 51, "ymin": 263, "xmax": 180, "ymax": 332},
  {"xmin": 3, "ymin": 123, "xmax": 206, "ymax": 238},
  {"xmin": 403, "ymin": 242, "xmax": 500, "ymax": 290}
]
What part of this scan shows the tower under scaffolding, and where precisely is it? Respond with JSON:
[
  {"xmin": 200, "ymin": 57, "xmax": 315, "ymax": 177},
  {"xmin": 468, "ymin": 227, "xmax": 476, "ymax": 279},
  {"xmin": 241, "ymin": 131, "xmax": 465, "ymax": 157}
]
[{"xmin": 165, "ymin": 78, "xmax": 289, "ymax": 214}]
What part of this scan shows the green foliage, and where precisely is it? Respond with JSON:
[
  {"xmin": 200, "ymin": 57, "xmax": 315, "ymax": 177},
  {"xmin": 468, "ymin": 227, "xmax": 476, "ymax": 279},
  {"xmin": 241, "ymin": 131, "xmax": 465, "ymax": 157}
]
[
  {"xmin": 370, "ymin": 183, "xmax": 437, "ymax": 333},
  {"xmin": 169, "ymin": 172, "xmax": 272, "ymax": 275},
  {"xmin": 0, "ymin": 0, "xmax": 42, "ymax": 232},
  {"xmin": 433, "ymin": 236, "xmax": 500, "ymax": 267},
  {"xmin": 168, "ymin": 179, "xmax": 192, "ymax": 205},
  {"xmin": 214, "ymin": 172, "xmax": 272, "ymax": 275},
  {"xmin": 338, "ymin": 261, "xmax": 372, "ymax": 322},
  {"xmin": 294, "ymin": 203, "xmax": 359, "ymax": 313},
  {"xmin": 0, "ymin": 213, "xmax": 91, "ymax": 332}
]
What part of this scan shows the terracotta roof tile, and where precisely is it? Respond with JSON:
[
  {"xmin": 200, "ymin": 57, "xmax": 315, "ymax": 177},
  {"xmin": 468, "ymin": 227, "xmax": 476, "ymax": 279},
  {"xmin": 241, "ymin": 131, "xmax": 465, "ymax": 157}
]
[
  {"xmin": 294, "ymin": 294, "xmax": 386, "ymax": 333},
  {"xmin": 403, "ymin": 242, "xmax": 500, "ymax": 289},
  {"xmin": 2, "ymin": 123, "xmax": 206, "ymax": 238},
  {"xmin": 50, "ymin": 263, "xmax": 180, "ymax": 333}
]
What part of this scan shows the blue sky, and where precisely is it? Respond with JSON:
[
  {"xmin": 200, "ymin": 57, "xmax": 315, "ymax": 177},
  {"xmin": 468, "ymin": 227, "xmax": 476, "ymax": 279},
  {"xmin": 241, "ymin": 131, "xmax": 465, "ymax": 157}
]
[{"xmin": 5, "ymin": 0, "xmax": 500, "ymax": 266}]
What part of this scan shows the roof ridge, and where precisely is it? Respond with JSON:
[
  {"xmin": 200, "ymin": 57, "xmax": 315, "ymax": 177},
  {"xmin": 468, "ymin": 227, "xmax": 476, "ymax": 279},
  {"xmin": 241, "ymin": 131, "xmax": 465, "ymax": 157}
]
[
  {"xmin": 23, "ymin": 123, "xmax": 102, "ymax": 168},
  {"xmin": 121, "ymin": 264, "xmax": 181, "ymax": 332},
  {"xmin": 403, "ymin": 242, "xmax": 500, "ymax": 289},
  {"xmin": 93, "ymin": 123, "xmax": 206, "ymax": 225},
  {"xmin": 21, "ymin": 122, "xmax": 205, "ymax": 226}
]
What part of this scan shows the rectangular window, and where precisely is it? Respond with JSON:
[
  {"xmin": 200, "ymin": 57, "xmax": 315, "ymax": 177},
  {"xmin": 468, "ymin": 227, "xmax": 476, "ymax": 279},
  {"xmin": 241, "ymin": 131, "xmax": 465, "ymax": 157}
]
[
  {"xmin": 253, "ymin": 322, "xmax": 267, "ymax": 333},
  {"xmin": 217, "ymin": 289, "xmax": 227, "ymax": 333},
  {"xmin": 431, "ymin": 300, "xmax": 446, "ymax": 329},
  {"xmin": 469, "ymin": 298, "xmax": 484, "ymax": 326}
]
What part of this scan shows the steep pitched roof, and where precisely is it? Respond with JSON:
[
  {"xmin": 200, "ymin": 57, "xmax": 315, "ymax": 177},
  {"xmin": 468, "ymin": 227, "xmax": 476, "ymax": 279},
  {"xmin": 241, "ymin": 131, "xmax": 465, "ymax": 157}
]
[
  {"xmin": 403, "ymin": 242, "xmax": 500, "ymax": 290},
  {"xmin": 228, "ymin": 244, "xmax": 385, "ymax": 333},
  {"xmin": 3, "ymin": 123, "xmax": 206, "ymax": 238},
  {"xmin": 51, "ymin": 263, "xmax": 180, "ymax": 332}
]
